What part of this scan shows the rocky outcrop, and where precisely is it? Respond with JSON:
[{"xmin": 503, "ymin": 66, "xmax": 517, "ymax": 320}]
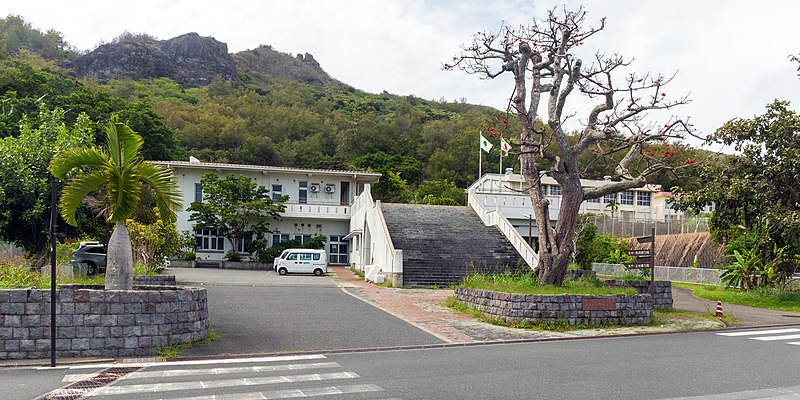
[
  {"xmin": 70, "ymin": 33, "xmax": 238, "ymax": 87},
  {"xmin": 234, "ymin": 45, "xmax": 336, "ymax": 87}
]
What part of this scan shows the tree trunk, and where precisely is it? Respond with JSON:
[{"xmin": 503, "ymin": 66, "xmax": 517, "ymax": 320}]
[
  {"xmin": 106, "ymin": 221, "xmax": 133, "ymax": 290},
  {"xmin": 533, "ymin": 174, "xmax": 584, "ymax": 285}
]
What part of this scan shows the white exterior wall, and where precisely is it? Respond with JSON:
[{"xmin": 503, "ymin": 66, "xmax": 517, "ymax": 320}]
[
  {"xmin": 346, "ymin": 184, "xmax": 403, "ymax": 284},
  {"xmin": 157, "ymin": 161, "xmax": 380, "ymax": 262}
]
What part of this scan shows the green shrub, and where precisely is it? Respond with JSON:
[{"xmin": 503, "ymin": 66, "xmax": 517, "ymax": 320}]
[{"xmin": 179, "ymin": 251, "xmax": 196, "ymax": 261}]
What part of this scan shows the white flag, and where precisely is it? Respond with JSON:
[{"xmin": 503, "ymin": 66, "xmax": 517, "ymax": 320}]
[
  {"xmin": 480, "ymin": 133, "xmax": 493, "ymax": 153},
  {"xmin": 500, "ymin": 138, "xmax": 511, "ymax": 155}
]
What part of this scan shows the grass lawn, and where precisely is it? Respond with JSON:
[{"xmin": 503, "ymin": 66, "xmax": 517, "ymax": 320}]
[
  {"xmin": 673, "ymin": 282, "xmax": 800, "ymax": 313},
  {"xmin": 460, "ymin": 273, "xmax": 636, "ymax": 295}
]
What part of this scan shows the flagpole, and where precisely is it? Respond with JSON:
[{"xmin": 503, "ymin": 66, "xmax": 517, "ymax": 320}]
[
  {"xmin": 478, "ymin": 133, "xmax": 482, "ymax": 179},
  {"xmin": 500, "ymin": 151, "xmax": 503, "ymax": 174}
]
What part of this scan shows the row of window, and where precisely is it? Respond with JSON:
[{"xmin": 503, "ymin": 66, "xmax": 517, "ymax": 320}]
[
  {"xmin": 584, "ymin": 191, "xmax": 651, "ymax": 206},
  {"xmin": 540, "ymin": 185, "xmax": 652, "ymax": 206},
  {"xmin": 195, "ymin": 231, "xmax": 349, "ymax": 264},
  {"xmin": 195, "ymin": 182, "xmax": 351, "ymax": 205}
]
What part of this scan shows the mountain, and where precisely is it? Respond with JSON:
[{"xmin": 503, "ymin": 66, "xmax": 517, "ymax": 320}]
[
  {"xmin": 69, "ymin": 32, "xmax": 337, "ymax": 89},
  {"xmin": 70, "ymin": 32, "xmax": 239, "ymax": 87},
  {"xmin": 234, "ymin": 45, "xmax": 337, "ymax": 87}
]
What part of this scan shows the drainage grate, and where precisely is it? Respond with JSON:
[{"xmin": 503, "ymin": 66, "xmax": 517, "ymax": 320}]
[{"xmin": 37, "ymin": 366, "xmax": 143, "ymax": 400}]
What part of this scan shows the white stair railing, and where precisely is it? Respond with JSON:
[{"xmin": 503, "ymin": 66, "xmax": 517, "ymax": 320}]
[{"xmin": 468, "ymin": 190, "xmax": 538, "ymax": 269}]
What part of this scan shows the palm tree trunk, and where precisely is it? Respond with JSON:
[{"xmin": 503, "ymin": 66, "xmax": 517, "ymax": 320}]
[{"xmin": 106, "ymin": 221, "xmax": 133, "ymax": 290}]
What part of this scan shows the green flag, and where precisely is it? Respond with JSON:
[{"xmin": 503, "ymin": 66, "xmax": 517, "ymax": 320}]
[{"xmin": 480, "ymin": 133, "xmax": 493, "ymax": 153}]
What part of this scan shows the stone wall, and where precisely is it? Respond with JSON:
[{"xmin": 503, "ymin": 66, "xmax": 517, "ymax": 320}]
[
  {"xmin": 133, "ymin": 275, "xmax": 177, "ymax": 286},
  {"xmin": 454, "ymin": 288, "xmax": 652, "ymax": 325},
  {"xmin": 603, "ymin": 280, "xmax": 673, "ymax": 310},
  {"xmin": 0, "ymin": 285, "xmax": 208, "ymax": 359}
]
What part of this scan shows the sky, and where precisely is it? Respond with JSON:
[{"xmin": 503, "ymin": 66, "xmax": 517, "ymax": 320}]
[{"xmin": 4, "ymin": 0, "xmax": 800, "ymax": 151}]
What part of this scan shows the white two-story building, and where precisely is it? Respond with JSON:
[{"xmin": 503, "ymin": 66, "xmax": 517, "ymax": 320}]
[{"xmin": 155, "ymin": 159, "xmax": 381, "ymax": 264}]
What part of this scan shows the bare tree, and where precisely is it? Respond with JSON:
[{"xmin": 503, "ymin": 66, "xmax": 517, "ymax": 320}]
[{"xmin": 446, "ymin": 7, "xmax": 694, "ymax": 284}]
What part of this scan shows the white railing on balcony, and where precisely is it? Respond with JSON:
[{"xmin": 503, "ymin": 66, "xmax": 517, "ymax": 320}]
[
  {"xmin": 468, "ymin": 191, "xmax": 538, "ymax": 270},
  {"xmin": 282, "ymin": 202, "xmax": 350, "ymax": 219}
]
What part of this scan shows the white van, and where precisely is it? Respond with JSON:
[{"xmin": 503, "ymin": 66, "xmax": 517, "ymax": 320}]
[{"xmin": 273, "ymin": 249, "xmax": 328, "ymax": 276}]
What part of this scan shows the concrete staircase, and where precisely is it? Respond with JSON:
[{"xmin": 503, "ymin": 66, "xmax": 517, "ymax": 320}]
[{"xmin": 381, "ymin": 203, "xmax": 527, "ymax": 287}]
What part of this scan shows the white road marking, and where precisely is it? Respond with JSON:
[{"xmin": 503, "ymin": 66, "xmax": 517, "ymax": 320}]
[
  {"xmin": 65, "ymin": 354, "xmax": 327, "ymax": 370},
  {"xmin": 789, "ymin": 342, "xmax": 800, "ymax": 346},
  {"xmin": 62, "ymin": 362, "xmax": 341, "ymax": 382},
  {"xmin": 717, "ymin": 328, "xmax": 800, "ymax": 337},
  {"xmin": 750, "ymin": 334, "xmax": 800, "ymax": 341},
  {"xmin": 61, "ymin": 373, "xmax": 98, "ymax": 382},
  {"xmin": 86, "ymin": 371, "xmax": 360, "ymax": 396},
  {"xmin": 160, "ymin": 384, "xmax": 384, "ymax": 400}
]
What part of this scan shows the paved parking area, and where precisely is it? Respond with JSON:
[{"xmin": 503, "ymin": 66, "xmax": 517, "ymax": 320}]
[{"xmin": 167, "ymin": 268, "xmax": 442, "ymax": 356}]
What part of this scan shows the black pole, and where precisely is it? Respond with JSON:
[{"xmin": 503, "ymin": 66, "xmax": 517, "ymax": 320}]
[
  {"xmin": 650, "ymin": 226, "xmax": 656, "ymax": 295},
  {"xmin": 528, "ymin": 215, "xmax": 532, "ymax": 247},
  {"xmin": 49, "ymin": 178, "xmax": 57, "ymax": 367}
]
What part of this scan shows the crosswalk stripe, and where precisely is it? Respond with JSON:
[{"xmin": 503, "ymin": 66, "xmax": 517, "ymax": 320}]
[
  {"xmin": 160, "ymin": 383, "xmax": 384, "ymax": 400},
  {"xmin": 67, "ymin": 354, "xmax": 328, "ymax": 370},
  {"xmin": 789, "ymin": 342, "xmax": 800, "ymax": 346},
  {"xmin": 87, "ymin": 372, "xmax": 360, "ymax": 396},
  {"xmin": 750, "ymin": 334, "xmax": 800, "ymax": 341},
  {"xmin": 64, "ymin": 362, "xmax": 341, "ymax": 382},
  {"xmin": 716, "ymin": 328, "xmax": 800, "ymax": 337}
]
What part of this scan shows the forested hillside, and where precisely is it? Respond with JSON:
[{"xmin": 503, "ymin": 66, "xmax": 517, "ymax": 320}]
[{"xmin": 0, "ymin": 15, "xmax": 713, "ymax": 204}]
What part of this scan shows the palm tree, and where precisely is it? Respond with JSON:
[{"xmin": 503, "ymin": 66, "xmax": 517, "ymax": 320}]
[{"xmin": 50, "ymin": 118, "xmax": 181, "ymax": 290}]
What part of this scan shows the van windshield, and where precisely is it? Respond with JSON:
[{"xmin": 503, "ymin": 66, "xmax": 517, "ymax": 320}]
[{"xmin": 280, "ymin": 250, "xmax": 290, "ymax": 259}]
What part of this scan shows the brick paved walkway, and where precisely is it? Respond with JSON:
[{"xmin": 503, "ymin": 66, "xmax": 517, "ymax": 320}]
[
  {"xmin": 331, "ymin": 267, "xmax": 477, "ymax": 343},
  {"xmin": 329, "ymin": 267, "xmax": 736, "ymax": 343}
]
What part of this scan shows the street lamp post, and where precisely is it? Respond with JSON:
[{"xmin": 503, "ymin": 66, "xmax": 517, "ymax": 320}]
[{"xmin": 524, "ymin": 214, "xmax": 533, "ymax": 247}]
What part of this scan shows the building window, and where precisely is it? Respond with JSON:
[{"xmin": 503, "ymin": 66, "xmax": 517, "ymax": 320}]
[
  {"xmin": 194, "ymin": 183, "xmax": 203, "ymax": 202},
  {"xmin": 272, "ymin": 234, "xmax": 290, "ymax": 245},
  {"xmin": 637, "ymin": 192, "xmax": 652, "ymax": 206},
  {"xmin": 603, "ymin": 193, "xmax": 617, "ymax": 203},
  {"xmin": 586, "ymin": 197, "xmax": 600, "ymax": 203},
  {"xmin": 549, "ymin": 185, "xmax": 562, "ymax": 196},
  {"xmin": 329, "ymin": 235, "xmax": 349, "ymax": 265},
  {"xmin": 236, "ymin": 234, "xmax": 253, "ymax": 254},
  {"xmin": 293, "ymin": 234, "xmax": 311, "ymax": 244},
  {"xmin": 271, "ymin": 184, "xmax": 283, "ymax": 201},
  {"xmin": 620, "ymin": 191, "xmax": 634, "ymax": 205},
  {"xmin": 540, "ymin": 185, "xmax": 548, "ymax": 194},
  {"xmin": 299, "ymin": 181, "xmax": 308, "ymax": 204},
  {"xmin": 196, "ymin": 229, "xmax": 224, "ymax": 251}
]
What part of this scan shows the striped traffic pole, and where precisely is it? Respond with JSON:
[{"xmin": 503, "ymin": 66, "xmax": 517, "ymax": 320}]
[{"xmin": 715, "ymin": 300, "xmax": 723, "ymax": 318}]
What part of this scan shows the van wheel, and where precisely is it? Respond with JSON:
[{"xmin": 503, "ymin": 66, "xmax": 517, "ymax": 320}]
[
  {"xmin": 313, "ymin": 268, "xmax": 324, "ymax": 277},
  {"xmin": 85, "ymin": 261, "xmax": 97, "ymax": 276},
  {"xmin": 278, "ymin": 267, "xmax": 288, "ymax": 276}
]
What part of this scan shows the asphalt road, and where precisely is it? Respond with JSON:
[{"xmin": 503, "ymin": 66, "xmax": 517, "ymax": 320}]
[
  {"xmin": 27, "ymin": 326, "xmax": 800, "ymax": 400},
  {"xmin": 169, "ymin": 268, "xmax": 442, "ymax": 356}
]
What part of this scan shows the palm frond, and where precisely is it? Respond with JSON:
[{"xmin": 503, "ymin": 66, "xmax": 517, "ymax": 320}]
[
  {"xmin": 50, "ymin": 148, "xmax": 109, "ymax": 179},
  {"xmin": 107, "ymin": 167, "xmax": 141, "ymax": 223},
  {"xmin": 136, "ymin": 162, "xmax": 182, "ymax": 223},
  {"xmin": 59, "ymin": 170, "xmax": 107, "ymax": 226},
  {"xmin": 106, "ymin": 120, "xmax": 143, "ymax": 168}
]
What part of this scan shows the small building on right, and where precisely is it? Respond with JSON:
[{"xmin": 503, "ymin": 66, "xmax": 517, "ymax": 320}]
[{"xmin": 467, "ymin": 169, "xmax": 709, "ymax": 242}]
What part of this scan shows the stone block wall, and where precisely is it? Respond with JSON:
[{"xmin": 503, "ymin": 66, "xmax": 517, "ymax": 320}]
[
  {"xmin": 603, "ymin": 280, "xmax": 673, "ymax": 310},
  {"xmin": 0, "ymin": 285, "xmax": 208, "ymax": 359},
  {"xmin": 133, "ymin": 275, "xmax": 177, "ymax": 286},
  {"xmin": 454, "ymin": 288, "xmax": 653, "ymax": 325}
]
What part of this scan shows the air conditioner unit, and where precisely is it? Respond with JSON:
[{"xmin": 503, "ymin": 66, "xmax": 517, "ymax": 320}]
[
  {"xmin": 324, "ymin": 184, "xmax": 335, "ymax": 194},
  {"xmin": 309, "ymin": 184, "xmax": 320, "ymax": 193}
]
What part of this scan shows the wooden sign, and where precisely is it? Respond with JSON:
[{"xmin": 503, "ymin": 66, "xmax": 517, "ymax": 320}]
[
  {"xmin": 623, "ymin": 263, "xmax": 651, "ymax": 269},
  {"xmin": 626, "ymin": 249, "xmax": 652, "ymax": 256},
  {"xmin": 636, "ymin": 235, "xmax": 654, "ymax": 244}
]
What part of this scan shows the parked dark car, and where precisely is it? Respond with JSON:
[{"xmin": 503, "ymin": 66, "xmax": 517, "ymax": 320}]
[{"xmin": 70, "ymin": 242, "xmax": 106, "ymax": 275}]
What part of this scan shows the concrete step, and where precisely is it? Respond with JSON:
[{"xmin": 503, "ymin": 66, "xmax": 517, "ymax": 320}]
[{"xmin": 381, "ymin": 203, "xmax": 527, "ymax": 287}]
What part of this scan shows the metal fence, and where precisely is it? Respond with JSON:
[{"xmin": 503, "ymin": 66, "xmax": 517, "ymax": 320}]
[
  {"xmin": 592, "ymin": 263, "xmax": 722, "ymax": 286},
  {"xmin": 587, "ymin": 215, "xmax": 709, "ymax": 236}
]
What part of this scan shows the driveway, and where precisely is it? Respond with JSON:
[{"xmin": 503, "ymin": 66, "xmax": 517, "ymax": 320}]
[{"xmin": 167, "ymin": 268, "xmax": 442, "ymax": 356}]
